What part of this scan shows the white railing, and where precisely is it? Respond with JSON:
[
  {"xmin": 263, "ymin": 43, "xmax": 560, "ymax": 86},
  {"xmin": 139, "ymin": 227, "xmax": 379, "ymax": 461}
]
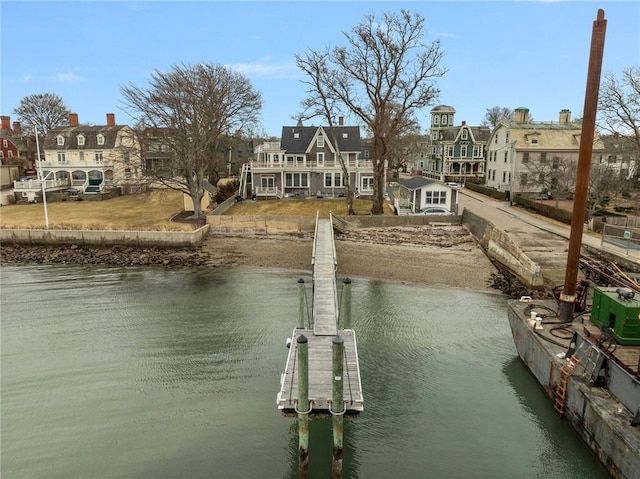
[
  {"xmin": 13, "ymin": 179, "xmax": 71, "ymax": 190},
  {"xmin": 254, "ymin": 186, "xmax": 280, "ymax": 197},
  {"xmin": 250, "ymin": 158, "xmax": 373, "ymax": 169}
]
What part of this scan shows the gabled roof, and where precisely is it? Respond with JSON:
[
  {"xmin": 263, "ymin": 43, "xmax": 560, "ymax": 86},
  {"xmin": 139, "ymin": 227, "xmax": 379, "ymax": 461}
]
[
  {"xmin": 280, "ymin": 125, "xmax": 361, "ymax": 154},
  {"xmin": 399, "ymin": 176, "xmax": 438, "ymax": 191},
  {"xmin": 440, "ymin": 124, "xmax": 491, "ymax": 143},
  {"xmin": 44, "ymin": 125, "xmax": 130, "ymax": 150},
  {"xmin": 490, "ymin": 120, "xmax": 604, "ymax": 151}
]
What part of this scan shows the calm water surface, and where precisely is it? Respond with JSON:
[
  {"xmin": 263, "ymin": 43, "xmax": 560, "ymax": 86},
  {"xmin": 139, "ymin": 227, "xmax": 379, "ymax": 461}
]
[{"xmin": 1, "ymin": 265, "xmax": 608, "ymax": 478}]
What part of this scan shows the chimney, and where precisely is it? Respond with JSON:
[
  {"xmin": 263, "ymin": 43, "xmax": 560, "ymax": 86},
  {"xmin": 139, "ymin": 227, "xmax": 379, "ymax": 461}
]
[
  {"xmin": 514, "ymin": 107, "xmax": 530, "ymax": 123},
  {"xmin": 1, "ymin": 115, "xmax": 10, "ymax": 131},
  {"xmin": 559, "ymin": 109, "xmax": 571, "ymax": 123},
  {"xmin": 69, "ymin": 113, "xmax": 79, "ymax": 127},
  {"xmin": 461, "ymin": 120, "xmax": 466, "ymax": 126},
  {"xmin": 338, "ymin": 116, "xmax": 344, "ymax": 126},
  {"xmin": 106, "ymin": 113, "xmax": 115, "ymax": 127},
  {"xmin": 12, "ymin": 121, "xmax": 22, "ymax": 135}
]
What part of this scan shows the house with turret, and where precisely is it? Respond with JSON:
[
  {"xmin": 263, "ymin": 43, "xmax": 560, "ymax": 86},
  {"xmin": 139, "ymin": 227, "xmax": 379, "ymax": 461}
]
[{"xmin": 422, "ymin": 105, "xmax": 490, "ymax": 185}]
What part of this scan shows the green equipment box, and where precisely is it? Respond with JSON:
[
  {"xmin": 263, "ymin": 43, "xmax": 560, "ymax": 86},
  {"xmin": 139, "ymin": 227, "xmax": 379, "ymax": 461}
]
[{"xmin": 590, "ymin": 287, "xmax": 640, "ymax": 345}]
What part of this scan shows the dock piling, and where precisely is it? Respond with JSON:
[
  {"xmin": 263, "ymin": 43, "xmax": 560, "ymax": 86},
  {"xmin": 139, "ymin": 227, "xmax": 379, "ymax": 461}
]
[
  {"xmin": 298, "ymin": 278, "xmax": 306, "ymax": 328},
  {"xmin": 341, "ymin": 278, "xmax": 352, "ymax": 329},
  {"xmin": 331, "ymin": 335, "xmax": 345, "ymax": 479},
  {"xmin": 297, "ymin": 334, "xmax": 309, "ymax": 477}
]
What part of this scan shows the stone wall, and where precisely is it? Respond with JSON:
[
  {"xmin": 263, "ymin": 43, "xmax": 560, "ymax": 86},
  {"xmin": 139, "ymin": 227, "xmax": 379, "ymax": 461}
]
[
  {"xmin": 462, "ymin": 209, "xmax": 544, "ymax": 288},
  {"xmin": 0, "ymin": 225, "xmax": 210, "ymax": 248}
]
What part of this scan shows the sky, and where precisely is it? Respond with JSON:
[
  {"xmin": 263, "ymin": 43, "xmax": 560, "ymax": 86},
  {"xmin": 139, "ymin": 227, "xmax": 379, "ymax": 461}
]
[{"xmin": 1, "ymin": 1, "xmax": 638, "ymax": 138}]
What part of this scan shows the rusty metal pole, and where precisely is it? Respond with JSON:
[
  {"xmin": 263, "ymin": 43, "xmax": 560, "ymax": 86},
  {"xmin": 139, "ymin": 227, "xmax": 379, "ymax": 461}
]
[{"xmin": 559, "ymin": 9, "xmax": 607, "ymax": 321}]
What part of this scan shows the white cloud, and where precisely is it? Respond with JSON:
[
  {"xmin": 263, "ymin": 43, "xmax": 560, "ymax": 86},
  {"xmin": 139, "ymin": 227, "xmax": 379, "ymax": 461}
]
[
  {"xmin": 22, "ymin": 73, "xmax": 33, "ymax": 82},
  {"xmin": 227, "ymin": 57, "xmax": 300, "ymax": 78},
  {"xmin": 55, "ymin": 71, "xmax": 83, "ymax": 82}
]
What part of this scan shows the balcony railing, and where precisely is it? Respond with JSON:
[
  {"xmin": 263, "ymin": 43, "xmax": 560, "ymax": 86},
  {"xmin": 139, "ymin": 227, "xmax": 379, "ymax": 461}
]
[
  {"xmin": 13, "ymin": 179, "xmax": 71, "ymax": 191},
  {"xmin": 250, "ymin": 158, "xmax": 373, "ymax": 169},
  {"xmin": 254, "ymin": 186, "xmax": 281, "ymax": 197}
]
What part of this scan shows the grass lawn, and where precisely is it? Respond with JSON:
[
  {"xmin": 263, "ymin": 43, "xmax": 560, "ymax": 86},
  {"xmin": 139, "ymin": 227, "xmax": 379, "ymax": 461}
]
[
  {"xmin": 225, "ymin": 197, "xmax": 394, "ymax": 218},
  {"xmin": 0, "ymin": 189, "xmax": 393, "ymax": 230}
]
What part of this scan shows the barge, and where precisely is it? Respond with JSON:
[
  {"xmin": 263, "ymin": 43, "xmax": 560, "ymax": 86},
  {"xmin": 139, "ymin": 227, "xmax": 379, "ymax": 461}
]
[{"xmin": 507, "ymin": 288, "xmax": 640, "ymax": 478}]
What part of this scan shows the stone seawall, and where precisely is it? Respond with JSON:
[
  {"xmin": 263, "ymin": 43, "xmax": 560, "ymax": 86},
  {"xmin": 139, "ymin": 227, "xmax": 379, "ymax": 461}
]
[{"xmin": 462, "ymin": 209, "xmax": 545, "ymax": 288}]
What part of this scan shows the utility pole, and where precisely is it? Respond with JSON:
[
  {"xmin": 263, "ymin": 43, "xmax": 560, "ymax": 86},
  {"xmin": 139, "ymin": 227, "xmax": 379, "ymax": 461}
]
[{"xmin": 35, "ymin": 127, "xmax": 49, "ymax": 229}]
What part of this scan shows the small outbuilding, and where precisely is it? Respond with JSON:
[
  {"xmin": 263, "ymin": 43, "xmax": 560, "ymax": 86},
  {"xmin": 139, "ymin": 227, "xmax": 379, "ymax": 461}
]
[{"xmin": 396, "ymin": 176, "xmax": 458, "ymax": 215}]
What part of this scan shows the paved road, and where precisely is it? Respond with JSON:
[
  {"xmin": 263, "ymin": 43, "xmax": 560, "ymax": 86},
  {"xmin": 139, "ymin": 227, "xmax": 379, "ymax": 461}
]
[{"xmin": 457, "ymin": 187, "xmax": 640, "ymax": 285}]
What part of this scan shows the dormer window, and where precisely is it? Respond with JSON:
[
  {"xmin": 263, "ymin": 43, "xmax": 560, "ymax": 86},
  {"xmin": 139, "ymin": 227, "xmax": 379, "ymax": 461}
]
[
  {"xmin": 461, "ymin": 129, "xmax": 468, "ymax": 140},
  {"xmin": 294, "ymin": 132, "xmax": 300, "ymax": 139},
  {"xmin": 57, "ymin": 135, "xmax": 64, "ymax": 146},
  {"xmin": 77, "ymin": 135, "xmax": 85, "ymax": 146},
  {"xmin": 317, "ymin": 135, "xmax": 324, "ymax": 147},
  {"xmin": 342, "ymin": 133, "xmax": 348, "ymax": 139},
  {"xmin": 97, "ymin": 134, "xmax": 105, "ymax": 145}
]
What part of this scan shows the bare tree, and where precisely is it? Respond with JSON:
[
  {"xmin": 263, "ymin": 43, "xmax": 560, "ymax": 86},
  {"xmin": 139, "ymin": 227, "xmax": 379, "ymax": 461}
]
[
  {"xmin": 296, "ymin": 10, "xmax": 447, "ymax": 214},
  {"xmin": 598, "ymin": 66, "xmax": 640, "ymax": 162},
  {"xmin": 521, "ymin": 154, "xmax": 577, "ymax": 207},
  {"xmin": 482, "ymin": 106, "xmax": 514, "ymax": 128},
  {"xmin": 13, "ymin": 92, "xmax": 70, "ymax": 134},
  {"xmin": 121, "ymin": 63, "xmax": 262, "ymax": 219}
]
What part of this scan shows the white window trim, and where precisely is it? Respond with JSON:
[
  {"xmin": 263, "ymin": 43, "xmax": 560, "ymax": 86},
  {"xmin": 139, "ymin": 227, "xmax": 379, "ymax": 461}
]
[
  {"xmin": 77, "ymin": 135, "xmax": 85, "ymax": 146},
  {"xmin": 97, "ymin": 134, "xmax": 105, "ymax": 145},
  {"xmin": 57, "ymin": 135, "xmax": 64, "ymax": 146},
  {"xmin": 317, "ymin": 152, "xmax": 325, "ymax": 166},
  {"xmin": 317, "ymin": 135, "xmax": 324, "ymax": 147}
]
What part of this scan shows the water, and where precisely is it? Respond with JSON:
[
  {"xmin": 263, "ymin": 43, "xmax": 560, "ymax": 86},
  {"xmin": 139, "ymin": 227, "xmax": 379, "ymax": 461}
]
[{"xmin": 1, "ymin": 265, "xmax": 608, "ymax": 478}]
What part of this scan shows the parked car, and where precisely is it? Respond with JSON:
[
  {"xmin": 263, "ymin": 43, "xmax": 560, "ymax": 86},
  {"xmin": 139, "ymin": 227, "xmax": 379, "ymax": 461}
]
[
  {"xmin": 446, "ymin": 182, "xmax": 459, "ymax": 189},
  {"xmin": 420, "ymin": 206, "xmax": 451, "ymax": 215}
]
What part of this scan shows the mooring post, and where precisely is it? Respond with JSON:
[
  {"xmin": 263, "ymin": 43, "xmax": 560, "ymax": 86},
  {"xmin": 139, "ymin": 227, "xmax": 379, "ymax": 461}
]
[
  {"xmin": 297, "ymin": 334, "xmax": 309, "ymax": 478},
  {"xmin": 297, "ymin": 278, "xmax": 306, "ymax": 328},
  {"xmin": 341, "ymin": 278, "xmax": 352, "ymax": 329},
  {"xmin": 331, "ymin": 335, "xmax": 345, "ymax": 479}
]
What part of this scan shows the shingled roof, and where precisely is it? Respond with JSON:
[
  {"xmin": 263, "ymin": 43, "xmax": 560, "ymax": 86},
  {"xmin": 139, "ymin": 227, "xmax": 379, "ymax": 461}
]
[
  {"xmin": 44, "ymin": 125, "xmax": 130, "ymax": 150},
  {"xmin": 280, "ymin": 125, "xmax": 361, "ymax": 153},
  {"xmin": 399, "ymin": 176, "xmax": 438, "ymax": 190}
]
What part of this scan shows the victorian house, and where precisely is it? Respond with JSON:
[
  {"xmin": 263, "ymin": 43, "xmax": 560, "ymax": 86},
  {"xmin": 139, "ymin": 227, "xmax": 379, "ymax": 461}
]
[
  {"xmin": 13, "ymin": 113, "xmax": 143, "ymax": 202},
  {"xmin": 421, "ymin": 105, "xmax": 490, "ymax": 184},
  {"xmin": 247, "ymin": 120, "xmax": 374, "ymax": 199},
  {"xmin": 0, "ymin": 115, "xmax": 39, "ymax": 174},
  {"xmin": 485, "ymin": 107, "xmax": 604, "ymax": 198}
]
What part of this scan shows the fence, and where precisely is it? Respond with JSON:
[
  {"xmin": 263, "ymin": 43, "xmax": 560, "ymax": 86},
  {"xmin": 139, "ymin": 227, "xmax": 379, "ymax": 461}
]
[{"xmin": 601, "ymin": 222, "xmax": 640, "ymax": 253}]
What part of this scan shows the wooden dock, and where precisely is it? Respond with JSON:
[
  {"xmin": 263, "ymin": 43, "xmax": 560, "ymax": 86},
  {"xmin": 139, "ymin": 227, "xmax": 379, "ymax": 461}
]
[{"xmin": 277, "ymin": 216, "xmax": 364, "ymax": 415}]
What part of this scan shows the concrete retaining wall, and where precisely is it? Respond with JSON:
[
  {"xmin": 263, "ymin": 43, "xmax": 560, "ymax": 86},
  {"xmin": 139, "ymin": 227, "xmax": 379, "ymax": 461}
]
[
  {"xmin": 463, "ymin": 209, "xmax": 544, "ymax": 288},
  {"xmin": 207, "ymin": 215, "xmax": 316, "ymax": 234},
  {"xmin": 0, "ymin": 225, "xmax": 210, "ymax": 248},
  {"xmin": 337, "ymin": 215, "xmax": 460, "ymax": 229}
]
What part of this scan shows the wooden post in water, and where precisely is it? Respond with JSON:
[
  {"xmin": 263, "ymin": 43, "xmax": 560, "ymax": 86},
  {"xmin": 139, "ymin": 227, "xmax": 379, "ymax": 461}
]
[
  {"xmin": 559, "ymin": 9, "xmax": 607, "ymax": 321},
  {"xmin": 297, "ymin": 278, "xmax": 306, "ymax": 328},
  {"xmin": 331, "ymin": 335, "xmax": 345, "ymax": 479},
  {"xmin": 342, "ymin": 278, "xmax": 352, "ymax": 329},
  {"xmin": 297, "ymin": 334, "xmax": 309, "ymax": 478}
]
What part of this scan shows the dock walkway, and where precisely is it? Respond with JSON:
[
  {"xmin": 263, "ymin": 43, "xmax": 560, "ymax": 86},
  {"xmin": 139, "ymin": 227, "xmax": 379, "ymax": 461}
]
[{"xmin": 277, "ymin": 217, "xmax": 364, "ymax": 414}]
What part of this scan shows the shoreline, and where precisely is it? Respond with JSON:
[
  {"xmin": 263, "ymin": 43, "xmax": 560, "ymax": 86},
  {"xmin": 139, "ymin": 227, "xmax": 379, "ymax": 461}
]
[{"xmin": 0, "ymin": 225, "xmax": 533, "ymax": 295}]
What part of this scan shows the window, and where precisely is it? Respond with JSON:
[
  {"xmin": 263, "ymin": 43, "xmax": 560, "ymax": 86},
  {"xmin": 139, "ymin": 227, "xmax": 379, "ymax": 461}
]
[
  {"xmin": 2, "ymin": 139, "xmax": 7, "ymax": 148},
  {"xmin": 57, "ymin": 152, "xmax": 66, "ymax": 164},
  {"xmin": 461, "ymin": 146, "xmax": 467, "ymax": 157},
  {"xmin": 79, "ymin": 151, "xmax": 85, "ymax": 161},
  {"xmin": 361, "ymin": 176, "xmax": 374, "ymax": 191},
  {"xmin": 285, "ymin": 173, "xmax": 308, "ymax": 187},
  {"xmin": 294, "ymin": 132, "xmax": 300, "ymax": 139},
  {"xmin": 523, "ymin": 152, "xmax": 529, "ymax": 163},
  {"xmin": 552, "ymin": 156, "xmax": 559, "ymax": 169},
  {"xmin": 8, "ymin": 150, "xmax": 13, "ymax": 158},
  {"xmin": 447, "ymin": 146, "xmax": 454, "ymax": 157},
  {"xmin": 123, "ymin": 152, "xmax": 130, "ymax": 163},
  {"xmin": 432, "ymin": 131, "xmax": 438, "ymax": 140},
  {"xmin": 317, "ymin": 152, "xmax": 324, "ymax": 166},
  {"xmin": 441, "ymin": 114, "xmax": 447, "ymax": 124},
  {"xmin": 521, "ymin": 173, "xmax": 528, "ymax": 185},
  {"xmin": 261, "ymin": 176, "xmax": 274, "ymax": 190},
  {"xmin": 364, "ymin": 149, "xmax": 370, "ymax": 158},
  {"xmin": 97, "ymin": 134, "xmax": 105, "ymax": 145},
  {"xmin": 124, "ymin": 168, "xmax": 132, "ymax": 178},
  {"xmin": 434, "ymin": 115, "xmax": 439, "ymax": 125},
  {"xmin": 77, "ymin": 135, "xmax": 85, "ymax": 146},
  {"xmin": 540, "ymin": 152, "xmax": 547, "ymax": 163},
  {"xmin": 0, "ymin": 151, "xmax": 3, "ymax": 160},
  {"xmin": 325, "ymin": 173, "xmax": 333, "ymax": 187},
  {"xmin": 425, "ymin": 191, "xmax": 447, "ymax": 205},
  {"xmin": 342, "ymin": 133, "xmax": 348, "ymax": 139},
  {"xmin": 505, "ymin": 131, "xmax": 510, "ymax": 143},
  {"xmin": 531, "ymin": 137, "xmax": 538, "ymax": 144},
  {"xmin": 317, "ymin": 135, "xmax": 324, "ymax": 147},
  {"xmin": 494, "ymin": 134, "xmax": 498, "ymax": 144},
  {"xmin": 461, "ymin": 129, "xmax": 468, "ymax": 140},
  {"xmin": 57, "ymin": 135, "xmax": 65, "ymax": 146},
  {"xmin": 95, "ymin": 152, "xmax": 103, "ymax": 164},
  {"xmin": 504, "ymin": 151, "xmax": 508, "ymax": 162},
  {"xmin": 503, "ymin": 171, "xmax": 507, "ymax": 182}
]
